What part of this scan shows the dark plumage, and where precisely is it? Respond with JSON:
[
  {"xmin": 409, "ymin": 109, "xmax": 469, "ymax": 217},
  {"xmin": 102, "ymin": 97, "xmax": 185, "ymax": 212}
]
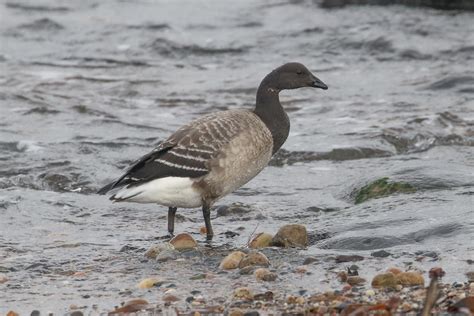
[{"xmin": 98, "ymin": 62, "xmax": 328, "ymax": 240}]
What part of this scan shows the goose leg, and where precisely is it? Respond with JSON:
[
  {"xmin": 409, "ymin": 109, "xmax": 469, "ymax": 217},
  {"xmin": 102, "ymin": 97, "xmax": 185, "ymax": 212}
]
[
  {"xmin": 167, "ymin": 207, "xmax": 177, "ymax": 236},
  {"xmin": 202, "ymin": 204, "xmax": 214, "ymax": 240}
]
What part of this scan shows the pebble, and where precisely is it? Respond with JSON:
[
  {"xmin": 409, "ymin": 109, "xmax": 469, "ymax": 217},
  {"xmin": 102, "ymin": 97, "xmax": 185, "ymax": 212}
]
[
  {"xmin": 163, "ymin": 293, "xmax": 180, "ymax": 302},
  {"xmin": 335, "ymin": 255, "xmax": 364, "ymax": 263},
  {"xmin": 238, "ymin": 251, "xmax": 270, "ymax": 268},
  {"xmin": 249, "ymin": 233, "xmax": 273, "ymax": 249},
  {"xmin": 137, "ymin": 277, "xmax": 162, "ymax": 289},
  {"xmin": 371, "ymin": 250, "xmax": 392, "ymax": 258},
  {"xmin": 109, "ymin": 299, "xmax": 150, "ymax": 314},
  {"xmin": 271, "ymin": 224, "xmax": 308, "ymax": 248},
  {"xmin": 170, "ymin": 233, "xmax": 197, "ymax": 250},
  {"xmin": 395, "ymin": 271, "xmax": 424, "ymax": 286},
  {"xmin": 156, "ymin": 249, "xmax": 179, "ymax": 262},
  {"xmin": 303, "ymin": 257, "xmax": 318, "ymax": 265},
  {"xmin": 234, "ymin": 287, "xmax": 253, "ymax": 300},
  {"xmin": 255, "ymin": 268, "xmax": 277, "ymax": 281},
  {"xmin": 386, "ymin": 267, "xmax": 402, "ymax": 275},
  {"xmin": 219, "ymin": 251, "xmax": 246, "ymax": 270},
  {"xmin": 346, "ymin": 276, "xmax": 366, "ymax": 286},
  {"xmin": 286, "ymin": 295, "xmax": 305, "ymax": 305},
  {"xmin": 144, "ymin": 242, "xmax": 174, "ymax": 259},
  {"xmin": 0, "ymin": 274, "xmax": 8, "ymax": 284},
  {"xmin": 365, "ymin": 289, "xmax": 375, "ymax": 297},
  {"xmin": 6, "ymin": 312, "xmax": 19, "ymax": 316},
  {"xmin": 466, "ymin": 271, "xmax": 474, "ymax": 282},
  {"xmin": 337, "ymin": 271, "xmax": 348, "ymax": 282},
  {"xmin": 228, "ymin": 309, "xmax": 244, "ymax": 316},
  {"xmin": 371, "ymin": 272, "xmax": 397, "ymax": 289}
]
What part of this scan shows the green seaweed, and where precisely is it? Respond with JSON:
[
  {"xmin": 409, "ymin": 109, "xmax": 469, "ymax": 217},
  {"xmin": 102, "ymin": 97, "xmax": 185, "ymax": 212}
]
[{"xmin": 355, "ymin": 177, "xmax": 416, "ymax": 204}]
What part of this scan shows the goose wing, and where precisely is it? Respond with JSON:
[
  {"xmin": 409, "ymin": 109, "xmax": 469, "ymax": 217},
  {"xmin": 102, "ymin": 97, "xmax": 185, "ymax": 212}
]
[{"xmin": 98, "ymin": 110, "xmax": 251, "ymax": 193}]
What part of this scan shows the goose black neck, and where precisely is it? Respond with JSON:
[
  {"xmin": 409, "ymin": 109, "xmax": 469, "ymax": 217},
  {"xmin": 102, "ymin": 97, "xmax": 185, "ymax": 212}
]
[{"xmin": 254, "ymin": 77, "xmax": 290, "ymax": 155}]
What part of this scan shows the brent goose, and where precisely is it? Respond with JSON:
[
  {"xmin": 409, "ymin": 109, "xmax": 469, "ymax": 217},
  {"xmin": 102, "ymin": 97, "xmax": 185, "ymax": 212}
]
[{"xmin": 98, "ymin": 62, "xmax": 328, "ymax": 240}]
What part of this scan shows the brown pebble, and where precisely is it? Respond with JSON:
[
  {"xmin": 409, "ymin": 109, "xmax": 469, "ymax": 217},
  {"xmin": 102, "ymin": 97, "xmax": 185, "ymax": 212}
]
[
  {"xmin": 228, "ymin": 309, "xmax": 244, "ymax": 316},
  {"xmin": 450, "ymin": 296, "xmax": 474, "ymax": 313},
  {"xmin": 238, "ymin": 251, "xmax": 270, "ymax": 268},
  {"xmin": 169, "ymin": 233, "xmax": 197, "ymax": 250},
  {"xmin": 295, "ymin": 266, "xmax": 307, "ymax": 274},
  {"xmin": 286, "ymin": 295, "xmax": 305, "ymax": 305},
  {"xmin": 371, "ymin": 272, "xmax": 397, "ymax": 289},
  {"xmin": 163, "ymin": 294, "xmax": 180, "ymax": 302},
  {"xmin": 271, "ymin": 224, "xmax": 308, "ymax": 248},
  {"xmin": 249, "ymin": 232, "xmax": 273, "ymax": 249},
  {"xmin": 199, "ymin": 226, "xmax": 207, "ymax": 235},
  {"xmin": 255, "ymin": 268, "xmax": 277, "ymax": 281},
  {"xmin": 466, "ymin": 271, "xmax": 474, "ymax": 282},
  {"xmin": 0, "ymin": 274, "xmax": 8, "ymax": 284},
  {"xmin": 109, "ymin": 299, "xmax": 150, "ymax": 314},
  {"xmin": 234, "ymin": 287, "xmax": 253, "ymax": 300},
  {"xmin": 219, "ymin": 251, "xmax": 246, "ymax": 270},
  {"xmin": 347, "ymin": 276, "xmax": 366, "ymax": 286},
  {"xmin": 386, "ymin": 267, "xmax": 402, "ymax": 275},
  {"xmin": 338, "ymin": 271, "xmax": 348, "ymax": 282},
  {"xmin": 6, "ymin": 312, "xmax": 19, "ymax": 316},
  {"xmin": 395, "ymin": 272, "xmax": 424, "ymax": 286}
]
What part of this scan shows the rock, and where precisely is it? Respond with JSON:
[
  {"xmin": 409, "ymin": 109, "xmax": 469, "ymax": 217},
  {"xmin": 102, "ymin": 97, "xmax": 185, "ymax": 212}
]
[
  {"xmin": 335, "ymin": 255, "xmax": 364, "ymax": 263},
  {"xmin": 216, "ymin": 203, "xmax": 253, "ymax": 217},
  {"xmin": 354, "ymin": 177, "xmax": 416, "ymax": 204},
  {"xmin": 70, "ymin": 312, "xmax": 83, "ymax": 316},
  {"xmin": 109, "ymin": 299, "xmax": 150, "ymax": 314},
  {"xmin": 243, "ymin": 311, "xmax": 260, "ymax": 316},
  {"xmin": 6, "ymin": 312, "xmax": 19, "ymax": 316},
  {"xmin": 466, "ymin": 271, "xmax": 474, "ymax": 282},
  {"xmin": 253, "ymin": 291, "xmax": 274, "ymax": 301},
  {"xmin": 219, "ymin": 251, "xmax": 246, "ymax": 270},
  {"xmin": 295, "ymin": 266, "xmax": 307, "ymax": 274},
  {"xmin": 228, "ymin": 309, "xmax": 244, "ymax": 316},
  {"xmin": 0, "ymin": 274, "xmax": 8, "ymax": 284},
  {"xmin": 137, "ymin": 277, "xmax": 162, "ymax": 289},
  {"xmin": 239, "ymin": 266, "xmax": 256, "ymax": 275},
  {"xmin": 255, "ymin": 268, "xmax": 277, "ymax": 281},
  {"xmin": 303, "ymin": 257, "xmax": 318, "ymax": 265},
  {"xmin": 234, "ymin": 287, "xmax": 253, "ymax": 300},
  {"xmin": 163, "ymin": 294, "xmax": 180, "ymax": 302},
  {"xmin": 287, "ymin": 295, "xmax": 305, "ymax": 305},
  {"xmin": 395, "ymin": 272, "xmax": 424, "ymax": 286},
  {"xmin": 249, "ymin": 233, "xmax": 273, "ymax": 249},
  {"xmin": 238, "ymin": 251, "xmax": 270, "ymax": 268},
  {"xmin": 347, "ymin": 276, "xmax": 366, "ymax": 286},
  {"xmin": 386, "ymin": 267, "xmax": 402, "ymax": 275},
  {"xmin": 156, "ymin": 249, "xmax": 178, "ymax": 262},
  {"xmin": 337, "ymin": 271, "xmax": 348, "ymax": 282},
  {"xmin": 170, "ymin": 233, "xmax": 197, "ymax": 250},
  {"xmin": 319, "ymin": 0, "xmax": 474, "ymax": 11},
  {"xmin": 144, "ymin": 242, "xmax": 174, "ymax": 259},
  {"xmin": 371, "ymin": 250, "xmax": 392, "ymax": 258},
  {"xmin": 449, "ymin": 296, "xmax": 474, "ymax": 313},
  {"xmin": 199, "ymin": 226, "xmax": 207, "ymax": 235},
  {"xmin": 371, "ymin": 272, "xmax": 397, "ymax": 289},
  {"xmin": 271, "ymin": 224, "xmax": 308, "ymax": 248},
  {"xmin": 365, "ymin": 289, "xmax": 375, "ymax": 297}
]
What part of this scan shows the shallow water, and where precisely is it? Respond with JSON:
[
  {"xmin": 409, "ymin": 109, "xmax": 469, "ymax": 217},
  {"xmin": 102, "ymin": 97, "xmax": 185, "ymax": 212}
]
[{"xmin": 0, "ymin": 0, "xmax": 473, "ymax": 313}]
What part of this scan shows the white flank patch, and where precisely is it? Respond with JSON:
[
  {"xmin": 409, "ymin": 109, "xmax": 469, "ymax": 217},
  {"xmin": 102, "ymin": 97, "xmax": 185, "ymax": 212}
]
[{"xmin": 113, "ymin": 177, "xmax": 202, "ymax": 208}]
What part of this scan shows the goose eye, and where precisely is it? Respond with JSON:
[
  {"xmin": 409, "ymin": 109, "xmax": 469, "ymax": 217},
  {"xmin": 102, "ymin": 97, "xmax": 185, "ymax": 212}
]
[{"xmin": 296, "ymin": 70, "xmax": 303, "ymax": 75}]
